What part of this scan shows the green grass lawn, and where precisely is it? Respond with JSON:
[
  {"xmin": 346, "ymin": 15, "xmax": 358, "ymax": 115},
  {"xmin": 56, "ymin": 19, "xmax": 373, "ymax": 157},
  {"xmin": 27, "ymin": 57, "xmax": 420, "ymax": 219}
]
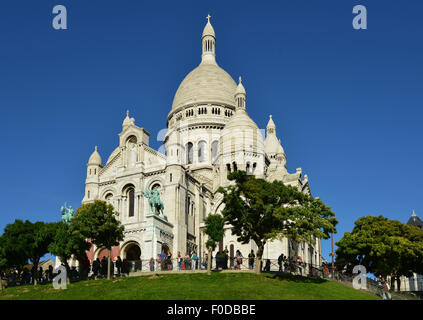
[{"xmin": 0, "ymin": 272, "xmax": 379, "ymax": 300}]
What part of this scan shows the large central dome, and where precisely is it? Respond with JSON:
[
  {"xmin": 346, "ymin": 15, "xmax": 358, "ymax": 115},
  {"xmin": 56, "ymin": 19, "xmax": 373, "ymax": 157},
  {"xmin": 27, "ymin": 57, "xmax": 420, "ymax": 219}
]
[
  {"xmin": 171, "ymin": 63, "xmax": 237, "ymax": 111},
  {"xmin": 170, "ymin": 16, "xmax": 237, "ymax": 113}
]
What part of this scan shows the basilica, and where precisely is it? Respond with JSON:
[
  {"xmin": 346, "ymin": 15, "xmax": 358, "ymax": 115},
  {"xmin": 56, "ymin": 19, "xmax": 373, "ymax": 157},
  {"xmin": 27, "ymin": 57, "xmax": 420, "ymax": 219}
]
[{"xmin": 81, "ymin": 16, "xmax": 322, "ymax": 269}]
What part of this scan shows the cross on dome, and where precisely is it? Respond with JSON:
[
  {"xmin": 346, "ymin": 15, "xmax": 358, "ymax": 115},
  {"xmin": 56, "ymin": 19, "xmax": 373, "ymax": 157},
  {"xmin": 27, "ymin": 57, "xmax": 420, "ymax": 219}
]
[{"xmin": 206, "ymin": 14, "xmax": 211, "ymax": 23}]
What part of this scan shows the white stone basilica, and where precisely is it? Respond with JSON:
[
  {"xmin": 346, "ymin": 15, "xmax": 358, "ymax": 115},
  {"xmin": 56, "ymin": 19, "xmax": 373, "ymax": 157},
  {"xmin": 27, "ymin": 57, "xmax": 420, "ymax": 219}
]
[{"xmin": 82, "ymin": 16, "xmax": 322, "ymax": 268}]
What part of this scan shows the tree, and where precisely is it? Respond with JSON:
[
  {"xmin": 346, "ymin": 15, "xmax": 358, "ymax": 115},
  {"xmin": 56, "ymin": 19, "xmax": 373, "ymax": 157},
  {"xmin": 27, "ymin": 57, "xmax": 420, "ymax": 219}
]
[
  {"xmin": 204, "ymin": 214, "xmax": 225, "ymax": 275},
  {"xmin": 70, "ymin": 200, "xmax": 124, "ymax": 280},
  {"xmin": 335, "ymin": 215, "xmax": 423, "ymax": 290},
  {"xmin": 0, "ymin": 220, "xmax": 56, "ymax": 285},
  {"xmin": 48, "ymin": 221, "xmax": 91, "ymax": 283},
  {"xmin": 218, "ymin": 171, "xmax": 337, "ymax": 274}
]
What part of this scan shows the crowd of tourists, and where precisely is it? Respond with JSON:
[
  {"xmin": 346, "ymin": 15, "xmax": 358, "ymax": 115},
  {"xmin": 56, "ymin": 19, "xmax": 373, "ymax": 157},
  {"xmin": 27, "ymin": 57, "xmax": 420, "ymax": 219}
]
[
  {"xmin": 1, "ymin": 249, "xmax": 330, "ymax": 288},
  {"xmin": 1, "ymin": 265, "xmax": 56, "ymax": 286}
]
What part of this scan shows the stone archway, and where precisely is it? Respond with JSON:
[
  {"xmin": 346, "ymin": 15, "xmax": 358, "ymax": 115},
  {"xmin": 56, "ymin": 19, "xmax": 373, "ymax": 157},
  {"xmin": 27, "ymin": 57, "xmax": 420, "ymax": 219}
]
[
  {"xmin": 161, "ymin": 243, "xmax": 170, "ymax": 255},
  {"xmin": 121, "ymin": 241, "xmax": 142, "ymax": 272},
  {"xmin": 126, "ymin": 244, "xmax": 141, "ymax": 261},
  {"xmin": 122, "ymin": 241, "xmax": 141, "ymax": 260}
]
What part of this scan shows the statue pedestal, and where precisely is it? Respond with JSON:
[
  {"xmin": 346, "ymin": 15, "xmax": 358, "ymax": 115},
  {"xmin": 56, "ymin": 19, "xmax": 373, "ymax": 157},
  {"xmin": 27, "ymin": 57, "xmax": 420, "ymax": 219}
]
[{"xmin": 143, "ymin": 214, "xmax": 174, "ymax": 261}]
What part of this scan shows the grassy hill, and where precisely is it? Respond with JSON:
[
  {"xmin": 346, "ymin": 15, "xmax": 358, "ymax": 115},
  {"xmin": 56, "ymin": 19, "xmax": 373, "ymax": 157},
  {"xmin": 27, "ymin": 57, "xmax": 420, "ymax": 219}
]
[{"xmin": 0, "ymin": 272, "xmax": 379, "ymax": 300}]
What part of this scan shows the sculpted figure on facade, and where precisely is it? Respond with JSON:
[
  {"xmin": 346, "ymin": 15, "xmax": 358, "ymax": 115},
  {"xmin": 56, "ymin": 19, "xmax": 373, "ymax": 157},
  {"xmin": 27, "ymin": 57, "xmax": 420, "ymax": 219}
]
[{"xmin": 144, "ymin": 187, "xmax": 166, "ymax": 220}]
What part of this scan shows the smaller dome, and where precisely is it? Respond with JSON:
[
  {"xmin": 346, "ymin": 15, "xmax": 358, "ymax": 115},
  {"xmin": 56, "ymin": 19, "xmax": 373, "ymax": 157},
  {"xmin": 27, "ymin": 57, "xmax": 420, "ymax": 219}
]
[
  {"xmin": 202, "ymin": 15, "xmax": 215, "ymax": 39},
  {"xmin": 224, "ymin": 109, "xmax": 259, "ymax": 132},
  {"xmin": 88, "ymin": 146, "xmax": 102, "ymax": 166},
  {"xmin": 221, "ymin": 109, "xmax": 264, "ymax": 154}
]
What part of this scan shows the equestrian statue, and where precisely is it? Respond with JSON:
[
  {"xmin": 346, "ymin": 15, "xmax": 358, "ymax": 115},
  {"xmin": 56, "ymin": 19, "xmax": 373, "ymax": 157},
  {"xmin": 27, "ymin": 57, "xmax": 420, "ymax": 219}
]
[
  {"xmin": 60, "ymin": 203, "xmax": 75, "ymax": 223},
  {"xmin": 143, "ymin": 187, "xmax": 167, "ymax": 221}
]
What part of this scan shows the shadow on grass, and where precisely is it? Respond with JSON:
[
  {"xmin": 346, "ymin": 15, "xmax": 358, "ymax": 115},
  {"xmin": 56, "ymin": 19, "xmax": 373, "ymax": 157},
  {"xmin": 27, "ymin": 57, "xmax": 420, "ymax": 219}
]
[{"xmin": 263, "ymin": 272, "xmax": 327, "ymax": 284}]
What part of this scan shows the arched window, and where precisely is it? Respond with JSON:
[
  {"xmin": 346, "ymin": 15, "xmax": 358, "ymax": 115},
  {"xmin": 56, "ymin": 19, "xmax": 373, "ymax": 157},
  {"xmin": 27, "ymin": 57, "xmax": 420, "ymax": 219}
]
[
  {"xmin": 126, "ymin": 135, "xmax": 137, "ymax": 145},
  {"xmin": 211, "ymin": 140, "xmax": 219, "ymax": 160},
  {"xmin": 198, "ymin": 141, "xmax": 207, "ymax": 163},
  {"xmin": 186, "ymin": 142, "xmax": 193, "ymax": 164},
  {"xmin": 105, "ymin": 193, "xmax": 113, "ymax": 204},
  {"xmin": 151, "ymin": 183, "xmax": 161, "ymax": 191},
  {"xmin": 226, "ymin": 163, "xmax": 231, "ymax": 173},
  {"xmin": 233, "ymin": 162, "xmax": 237, "ymax": 172},
  {"xmin": 246, "ymin": 162, "xmax": 251, "ymax": 174},
  {"xmin": 123, "ymin": 184, "xmax": 135, "ymax": 217},
  {"xmin": 128, "ymin": 188, "xmax": 135, "ymax": 217}
]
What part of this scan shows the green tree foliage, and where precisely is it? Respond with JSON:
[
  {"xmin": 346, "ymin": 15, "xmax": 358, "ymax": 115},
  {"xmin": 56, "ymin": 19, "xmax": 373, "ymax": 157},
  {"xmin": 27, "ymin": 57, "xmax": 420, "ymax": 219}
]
[
  {"xmin": 204, "ymin": 214, "xmax": 225, "ymax": 274},
  {"xmin": 218, "ymin": 171, "xmax": 337, "ymax": 273},
  {"xmin": 70, "ymin": 200, "xmax": 124, "ymax": 279},
  {"xmin": 0, "ymin": 220, "xmax": 56, "ymax": 285},
  {"xmin": 48, "ymin": 221, "xmax": 91, "ymax": 283},
  {"xmin": 335, "ymin": 215, "xmax": 423, "ymax": 289}
]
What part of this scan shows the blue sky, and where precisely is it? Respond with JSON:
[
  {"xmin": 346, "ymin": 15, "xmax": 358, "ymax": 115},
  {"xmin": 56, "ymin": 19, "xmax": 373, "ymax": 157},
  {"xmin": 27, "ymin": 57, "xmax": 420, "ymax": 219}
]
[{"xmin": 0, "ymin": 0, "xmax": 422, "ymax": 263}]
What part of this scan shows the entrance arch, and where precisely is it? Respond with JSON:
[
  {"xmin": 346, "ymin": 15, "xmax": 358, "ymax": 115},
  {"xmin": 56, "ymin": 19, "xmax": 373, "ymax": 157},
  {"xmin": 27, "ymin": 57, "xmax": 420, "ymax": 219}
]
[
  {"xmin": 121, "ymin": 241, "xmax": 142, "ymax": 272},
  {"xmin": 121, "ymin": 241, "xmax": 141, "ymax": 260},
  {"xmin": 161, "ymin": 243, "xmax": 170, "ymax": 254},
  {"xmin": 126, "ymin": 244, "xmax": 141, "ymax": 261}
]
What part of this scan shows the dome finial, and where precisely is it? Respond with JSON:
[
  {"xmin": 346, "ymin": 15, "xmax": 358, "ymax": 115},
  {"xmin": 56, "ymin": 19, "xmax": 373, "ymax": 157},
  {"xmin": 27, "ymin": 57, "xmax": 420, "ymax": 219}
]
[
  {"xmin": 126, "ymin": 110, "xmax": 129, "ymax": 117},
  {"xmin": 239, "ymin": 76, "xmax": 242, "ymax": 84},
  {"xmin": 206, "ymin": 14, "xmax": 211, "ymax": 23},
  {"xmin": 95, "ymin": 145, "xmax": 98, "ymax": 151}
]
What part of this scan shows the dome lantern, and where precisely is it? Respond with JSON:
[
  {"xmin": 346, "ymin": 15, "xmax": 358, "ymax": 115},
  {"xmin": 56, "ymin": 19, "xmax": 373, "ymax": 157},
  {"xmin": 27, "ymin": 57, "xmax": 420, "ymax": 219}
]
[{"xmin": 201, "ymin": 14, "xmax": 216, "ymax": 64}]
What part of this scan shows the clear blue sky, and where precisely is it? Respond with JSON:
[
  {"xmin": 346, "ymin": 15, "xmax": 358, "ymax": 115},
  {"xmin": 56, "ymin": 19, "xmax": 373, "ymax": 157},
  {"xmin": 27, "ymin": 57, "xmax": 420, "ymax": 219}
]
[{"xmin": 0, "ymin": 0, "xmax": 422, "ymax": 263}]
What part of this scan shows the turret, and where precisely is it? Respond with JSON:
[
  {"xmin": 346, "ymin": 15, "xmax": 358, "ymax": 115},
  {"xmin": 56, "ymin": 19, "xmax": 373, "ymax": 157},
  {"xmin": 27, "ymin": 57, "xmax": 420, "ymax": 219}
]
[
  {"xmin": 264, "ymin": 115, "xmax": 287, "ymax": 168},
  {"xmin": 84, "ymin": 146, "xmax": 102, "ymax": 202},
  {"xmin": 234, "ymin": 76, "xmax": 246, "ymax": 109}
]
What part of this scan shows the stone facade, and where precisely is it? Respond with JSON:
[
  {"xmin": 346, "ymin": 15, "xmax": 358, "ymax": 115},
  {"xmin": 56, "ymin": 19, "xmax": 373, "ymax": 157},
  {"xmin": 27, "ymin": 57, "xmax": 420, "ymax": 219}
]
[{"xmin": 77, "ymin": 16, "xmax": 322, "ymax": 268}]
